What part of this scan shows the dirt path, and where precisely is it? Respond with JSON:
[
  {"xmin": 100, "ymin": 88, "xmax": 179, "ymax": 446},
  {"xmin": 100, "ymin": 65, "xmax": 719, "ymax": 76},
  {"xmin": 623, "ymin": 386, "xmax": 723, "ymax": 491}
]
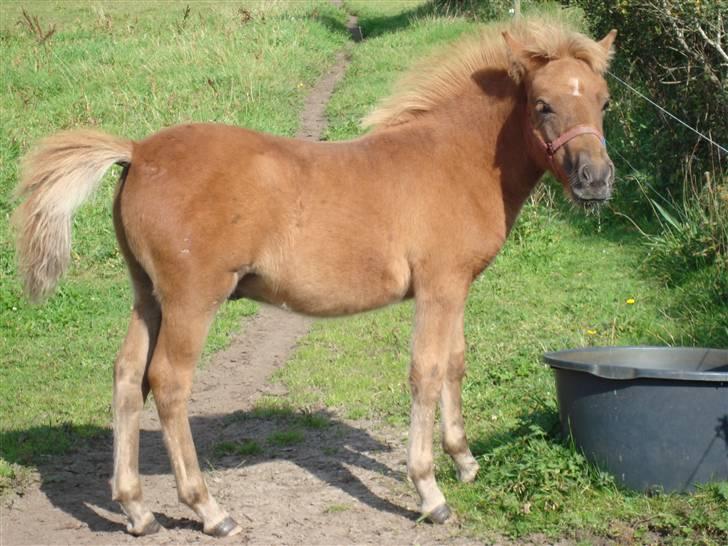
[{"xmin": 1, "ymin": 14, "xmax": 482, "ymax": 546}]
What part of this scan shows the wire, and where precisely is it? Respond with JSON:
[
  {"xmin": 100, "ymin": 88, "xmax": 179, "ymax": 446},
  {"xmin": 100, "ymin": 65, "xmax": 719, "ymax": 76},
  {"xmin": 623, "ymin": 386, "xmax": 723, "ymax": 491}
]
[
  {"xmin": 605, "ymin": 139, "xmax": 674, "ymax": 208},
  {"xmin": 606, "ymin": 70, "xmax": 728, "ymax": 156}
]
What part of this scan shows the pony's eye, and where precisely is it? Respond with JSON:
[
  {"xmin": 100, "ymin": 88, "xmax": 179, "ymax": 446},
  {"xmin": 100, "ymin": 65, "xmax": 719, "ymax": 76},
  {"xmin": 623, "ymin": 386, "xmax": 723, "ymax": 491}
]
[
  {"xmin": 535, "ymin": 100, "xmax": 554, "ymax": 114},
  {"xmin": 602, "ymin": 99, "xmax": 610, "ymax": 111}
]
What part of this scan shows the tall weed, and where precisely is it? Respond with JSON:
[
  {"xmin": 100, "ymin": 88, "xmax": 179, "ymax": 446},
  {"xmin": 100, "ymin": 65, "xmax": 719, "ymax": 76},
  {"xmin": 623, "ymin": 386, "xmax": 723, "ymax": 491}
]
[{"xmin": 643, "ymin": 162, "xmax": 728, "ymax": 301}]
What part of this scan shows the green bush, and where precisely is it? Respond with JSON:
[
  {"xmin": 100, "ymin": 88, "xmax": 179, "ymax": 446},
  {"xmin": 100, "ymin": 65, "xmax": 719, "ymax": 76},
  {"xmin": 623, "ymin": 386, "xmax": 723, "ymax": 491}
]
[
  {"xmin": 644, "ymin": 167, "xmax": 728, "ymax": 301},
  {"xmin": 567, "ymin": 0, "xmax": 726, "ymax": 198}
]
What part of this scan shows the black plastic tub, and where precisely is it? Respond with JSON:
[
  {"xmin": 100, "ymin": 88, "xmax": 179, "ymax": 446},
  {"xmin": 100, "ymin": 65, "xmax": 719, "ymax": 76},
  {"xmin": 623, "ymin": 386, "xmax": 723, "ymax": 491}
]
[{"xmin": 544, "ymin": 346, "xmax": 728, "ymax": 493}]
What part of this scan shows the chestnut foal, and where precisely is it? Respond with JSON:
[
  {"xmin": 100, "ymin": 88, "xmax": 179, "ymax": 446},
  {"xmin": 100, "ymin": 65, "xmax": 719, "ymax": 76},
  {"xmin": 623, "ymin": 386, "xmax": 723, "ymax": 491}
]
[{"xmin": 14, "ymin": 18, "xmax": 616, "ymax": 537}]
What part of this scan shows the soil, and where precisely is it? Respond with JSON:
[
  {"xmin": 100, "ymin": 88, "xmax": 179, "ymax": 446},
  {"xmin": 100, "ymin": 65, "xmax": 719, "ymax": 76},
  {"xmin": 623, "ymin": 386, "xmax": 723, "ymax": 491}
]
[{"xmin": 1, "ymin": 15, "xmax": 485, "ymax": 546}]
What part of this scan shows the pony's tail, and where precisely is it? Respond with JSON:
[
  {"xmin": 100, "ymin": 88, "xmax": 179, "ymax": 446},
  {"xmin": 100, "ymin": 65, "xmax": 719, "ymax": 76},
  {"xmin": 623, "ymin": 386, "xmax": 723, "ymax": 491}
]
[{"xmin": 13, "ymin": 130, "xmax": 133, "ymax": 302}]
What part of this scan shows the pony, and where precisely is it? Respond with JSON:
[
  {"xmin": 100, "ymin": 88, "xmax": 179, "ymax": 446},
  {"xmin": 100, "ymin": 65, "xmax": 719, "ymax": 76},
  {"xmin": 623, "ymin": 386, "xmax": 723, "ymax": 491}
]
[{"xmin": 13, "ymin": 16, "xmax": 616, "ymax": 538}]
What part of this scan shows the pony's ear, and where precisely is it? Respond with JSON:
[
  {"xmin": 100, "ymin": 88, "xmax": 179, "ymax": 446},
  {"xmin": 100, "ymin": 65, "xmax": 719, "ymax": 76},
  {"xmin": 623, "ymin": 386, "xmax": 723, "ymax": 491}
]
[
  {"xmin": 502, "ymin": 31, "xmax": 545, "ymax": 81},
  {"xmin": 598, "ymin": 29, "xmax": 617, "ymax": 53},
  {"xmin": 502, "ymin": 31, "xmax": 526, "ymax": 58}
]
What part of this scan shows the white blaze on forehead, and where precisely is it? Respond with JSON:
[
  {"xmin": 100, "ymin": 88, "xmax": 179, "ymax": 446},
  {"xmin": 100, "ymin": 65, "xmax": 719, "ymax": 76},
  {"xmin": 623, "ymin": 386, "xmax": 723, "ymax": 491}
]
[{"xmin": 568, "ymin": 77, "xmax": 581, "ymax": 97}]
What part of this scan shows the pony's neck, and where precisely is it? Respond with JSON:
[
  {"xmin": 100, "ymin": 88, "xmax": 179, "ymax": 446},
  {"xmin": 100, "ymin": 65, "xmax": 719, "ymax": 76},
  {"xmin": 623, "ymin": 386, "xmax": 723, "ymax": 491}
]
[
  {"xmin": 435, "ymin": 72, "xmax": 545, "ymax": 232},
  {"xmin": 492, "ymin": 97, "xmax": 546, "ymax": 232}
]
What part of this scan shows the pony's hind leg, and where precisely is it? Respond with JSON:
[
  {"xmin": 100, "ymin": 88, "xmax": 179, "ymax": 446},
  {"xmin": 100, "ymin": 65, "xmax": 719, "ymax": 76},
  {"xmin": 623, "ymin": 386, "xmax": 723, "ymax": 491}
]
[
  {"xmin": 147, "ymin": 297, "xmax": 242, "ymax": 537},
  {"xmin": 408, "ymin": 280, "xmax": 468, "ymax": 524},
  {"xmin": 439, "ymin": 318, "xmax": 480, "ymax": 483},
  {"xmin": 112, "ymin": 276, "xmax": 161, "ymax": 535}
]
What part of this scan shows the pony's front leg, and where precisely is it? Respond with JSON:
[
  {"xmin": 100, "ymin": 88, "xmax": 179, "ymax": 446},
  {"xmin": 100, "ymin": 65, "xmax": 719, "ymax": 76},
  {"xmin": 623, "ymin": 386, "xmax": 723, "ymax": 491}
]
[
  {"xmin": 408, "ymin": 284, "xmax": 467, "ymax": 523},
  {"xmin": 440, "ymin": 318, "xmax": 480, "ymax": 483},
  {"xmin": 147, "ymin": 301, "xmax": 242, "ymax": 538}
]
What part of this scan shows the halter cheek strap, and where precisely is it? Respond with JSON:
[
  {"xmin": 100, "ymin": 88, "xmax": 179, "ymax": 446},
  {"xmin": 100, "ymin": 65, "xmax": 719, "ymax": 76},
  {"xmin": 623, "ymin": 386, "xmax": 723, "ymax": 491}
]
[{"xmin": 527, "ymin": 119, "xmax": 605, "ymax": 185}]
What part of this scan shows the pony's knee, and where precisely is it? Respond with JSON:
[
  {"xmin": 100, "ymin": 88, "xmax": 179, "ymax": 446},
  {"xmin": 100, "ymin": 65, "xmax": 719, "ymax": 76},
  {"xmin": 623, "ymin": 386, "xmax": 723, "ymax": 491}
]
[
  {"xmin": 446, "ymin": 350, "xmax": 466, "ymax": 382},
  {"xmin": 114, "ymin": 377, "xmax": 145, "ymax": 411},
  {"xmin": 409, "ymin": 360, "xmax": 446, "ymax": 403},
  {"xmin": 408, "ymin": 453, "xmax": 435, "ymax": 482}
]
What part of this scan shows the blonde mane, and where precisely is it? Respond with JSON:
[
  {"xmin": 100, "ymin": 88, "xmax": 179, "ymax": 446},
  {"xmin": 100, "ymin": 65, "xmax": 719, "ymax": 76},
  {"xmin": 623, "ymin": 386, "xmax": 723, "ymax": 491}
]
[{"xmin": 363, "ymin": 14, "xmax": 613, "ymax": 129}]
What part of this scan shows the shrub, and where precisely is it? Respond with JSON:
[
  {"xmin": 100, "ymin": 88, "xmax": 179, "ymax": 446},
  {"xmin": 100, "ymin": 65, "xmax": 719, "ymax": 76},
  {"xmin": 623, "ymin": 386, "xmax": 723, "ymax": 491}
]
[
  {"xmin": 568, "ymin": 0, "xmax": 727, "ymax": 195},
  {"xmin": 644, "ymin": 164, "xmax": 728, "ymax": 300}
]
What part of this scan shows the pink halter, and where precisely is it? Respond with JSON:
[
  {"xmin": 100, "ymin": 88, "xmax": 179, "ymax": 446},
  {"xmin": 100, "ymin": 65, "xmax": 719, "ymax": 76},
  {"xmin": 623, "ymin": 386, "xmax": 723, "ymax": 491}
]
[{"xmin": 527, "ymin": 117, "xmax": 605, "ymax": 184}]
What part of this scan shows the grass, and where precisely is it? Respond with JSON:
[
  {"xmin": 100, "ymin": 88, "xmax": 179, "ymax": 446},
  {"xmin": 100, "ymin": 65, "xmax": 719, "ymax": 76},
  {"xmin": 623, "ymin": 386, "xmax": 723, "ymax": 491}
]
[
  {"xmin": 250, "ymin": 398, "xmax": 332, "ymax": 429},
  {"xmin": 269, "ymin": 1, "xmax": 728, "ymax": 543},
  {"xmin": 214, "ymin": 439, "xmax": 263, "ymax": 457},
  {"xmin": 324, "ymin": 503, "xmax": 352, "ymax": 513},
  {"xmin": 1, "ymin": 0, "xmax": 725, "ymax": 542},
  {"xmin": 325, "ymin": 1, "xmax": 478, "ymax": 142},
  {"xmin": 213, "ymin": 402, "xmax": 335, "ymax": 459},
  {"xmin": 0, "ymin": 0, "xmax": 348, "ymax": 487},
  {"xmin": 267, "ymin": 429, "xmax": 305, "ymax": 446}
]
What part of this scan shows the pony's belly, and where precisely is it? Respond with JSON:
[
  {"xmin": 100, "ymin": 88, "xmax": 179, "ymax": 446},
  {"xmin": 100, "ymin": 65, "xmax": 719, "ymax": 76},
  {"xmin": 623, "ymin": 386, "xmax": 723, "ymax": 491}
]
[{"xmin": 233, "ymin": 257, "xmax": 412, "ymax": 317}]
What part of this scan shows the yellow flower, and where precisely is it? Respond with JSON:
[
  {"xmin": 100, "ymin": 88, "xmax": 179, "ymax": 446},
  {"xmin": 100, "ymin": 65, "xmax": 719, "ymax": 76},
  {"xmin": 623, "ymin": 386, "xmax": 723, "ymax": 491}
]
[
  {"xmin": 586, "ymin": 329, "xmax": 597, "ymax": 336},
  {"xmin": 626, "ymin": 298, "xmax": 636, "ymax": 305}
]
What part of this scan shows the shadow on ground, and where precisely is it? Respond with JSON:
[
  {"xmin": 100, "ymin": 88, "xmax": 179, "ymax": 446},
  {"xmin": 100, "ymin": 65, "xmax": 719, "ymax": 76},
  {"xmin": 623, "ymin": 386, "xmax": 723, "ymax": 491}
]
[
  {"xmin": 317, "ymin": 0, "xmax": 486, "ymax": 41},
  {"xmin": 2, "ymin": 408, "xmax": 419, "ymax": 535}
]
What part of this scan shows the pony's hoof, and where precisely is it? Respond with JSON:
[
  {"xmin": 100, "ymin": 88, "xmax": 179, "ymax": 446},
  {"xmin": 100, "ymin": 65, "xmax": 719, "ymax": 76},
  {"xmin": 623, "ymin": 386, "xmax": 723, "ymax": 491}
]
[
  {"xmin": 205, "ymin": 516, "xmax": 243, "ymax": 538},
  {"xmin": 426, "ymin": 503, "xmax": 452, "ymax": 524},
  {"xmin": 127, "ymin": 516, "xmax": 162, "ymax": 536}
]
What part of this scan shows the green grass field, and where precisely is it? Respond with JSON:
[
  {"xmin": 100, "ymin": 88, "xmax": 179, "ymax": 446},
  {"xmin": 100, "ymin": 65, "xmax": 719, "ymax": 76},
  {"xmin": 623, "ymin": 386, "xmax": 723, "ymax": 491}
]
[
  {"xmin": 1, "ymin": 0, "xmax": 726, "ymax": 543},
  {"xmin": 0, "ymin": 0, "xmax": 347, "ymax": 483}
]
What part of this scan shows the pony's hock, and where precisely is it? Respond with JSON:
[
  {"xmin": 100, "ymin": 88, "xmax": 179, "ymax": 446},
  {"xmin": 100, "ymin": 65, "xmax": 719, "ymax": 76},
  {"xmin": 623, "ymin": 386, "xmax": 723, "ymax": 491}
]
[{"xmin": 14, "ymin": 17, "xmax": 617, "ymax": 537}]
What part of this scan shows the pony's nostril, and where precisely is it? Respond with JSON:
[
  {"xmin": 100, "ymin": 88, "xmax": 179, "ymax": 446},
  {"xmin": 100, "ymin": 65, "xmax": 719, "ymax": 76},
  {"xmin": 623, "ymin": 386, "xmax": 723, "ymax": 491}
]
[{"xmin": 578, "ymin": 164, "xmax": 592, "ymax": 184}]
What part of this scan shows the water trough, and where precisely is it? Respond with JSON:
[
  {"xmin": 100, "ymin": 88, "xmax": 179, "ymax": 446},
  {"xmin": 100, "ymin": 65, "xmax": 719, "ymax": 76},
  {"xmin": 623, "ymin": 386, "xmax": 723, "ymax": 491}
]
[{"xmin": 544, "ymin": 346, "xmax": 728, "ymax": 492}]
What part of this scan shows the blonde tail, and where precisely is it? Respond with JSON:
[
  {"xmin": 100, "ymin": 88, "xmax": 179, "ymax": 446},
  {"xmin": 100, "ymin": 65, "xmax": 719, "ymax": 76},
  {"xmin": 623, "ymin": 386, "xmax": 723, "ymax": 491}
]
[{"xmin": 13, "ymin": 130, "xmax": 133, "ymax": 301}]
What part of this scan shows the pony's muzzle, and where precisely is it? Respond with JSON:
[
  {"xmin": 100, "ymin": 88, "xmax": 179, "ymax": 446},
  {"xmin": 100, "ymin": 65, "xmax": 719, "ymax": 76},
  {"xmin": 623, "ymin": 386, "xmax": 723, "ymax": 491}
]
[{"xmin": 571, "ymin": 156, "xmax": 614, "ymax": 202}]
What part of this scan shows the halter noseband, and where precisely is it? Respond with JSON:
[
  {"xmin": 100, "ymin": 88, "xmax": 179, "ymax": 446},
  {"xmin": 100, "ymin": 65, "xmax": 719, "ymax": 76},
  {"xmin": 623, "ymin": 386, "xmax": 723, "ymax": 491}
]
[{"xmin": 527, "ymin": 117, "xmax": 605, "ymax": 185}]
